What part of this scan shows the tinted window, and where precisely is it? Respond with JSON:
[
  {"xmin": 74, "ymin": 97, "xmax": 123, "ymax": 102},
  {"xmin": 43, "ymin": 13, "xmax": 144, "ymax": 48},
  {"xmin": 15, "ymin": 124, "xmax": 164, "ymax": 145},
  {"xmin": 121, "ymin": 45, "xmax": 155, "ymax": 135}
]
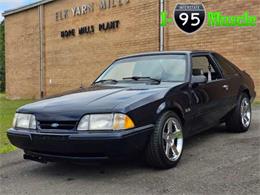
[
  {"xmin": 97, "ymin": 55, "xmax": 187, "ymax": 82},
  {"xmin": 212, "ymin": 53, "xmax": 238, "ymax": 76},
  {"xmin": 192, "ymin": 55, "xmax": 222, "ymax": 81}
]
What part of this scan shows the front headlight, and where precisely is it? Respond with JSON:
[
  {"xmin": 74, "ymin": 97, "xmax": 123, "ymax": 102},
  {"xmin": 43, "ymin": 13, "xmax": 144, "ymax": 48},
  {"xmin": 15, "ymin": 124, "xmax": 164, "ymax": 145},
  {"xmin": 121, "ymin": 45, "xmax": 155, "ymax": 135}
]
[
  {"xmin": 77, "ymin": 113, "xmax": 135, "ymax": 131},
  {"xmin": 13, "ymin": 113, "xmax": 37, "ymax": 129}
]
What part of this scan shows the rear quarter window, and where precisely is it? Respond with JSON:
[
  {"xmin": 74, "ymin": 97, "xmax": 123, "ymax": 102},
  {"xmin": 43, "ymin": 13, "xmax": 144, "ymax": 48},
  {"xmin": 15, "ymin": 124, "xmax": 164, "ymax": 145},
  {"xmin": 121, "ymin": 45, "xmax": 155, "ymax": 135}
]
[{"xmin": 212, "ymin": 53, "xmax": 238, "ymax": 76}]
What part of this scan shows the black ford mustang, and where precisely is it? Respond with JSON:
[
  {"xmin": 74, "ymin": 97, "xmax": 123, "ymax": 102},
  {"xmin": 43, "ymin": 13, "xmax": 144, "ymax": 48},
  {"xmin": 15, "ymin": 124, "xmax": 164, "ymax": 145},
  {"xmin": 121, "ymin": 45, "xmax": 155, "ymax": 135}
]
[{"xmin": 7, "ymin": 51, "xmax": 256, "ymax": 169}]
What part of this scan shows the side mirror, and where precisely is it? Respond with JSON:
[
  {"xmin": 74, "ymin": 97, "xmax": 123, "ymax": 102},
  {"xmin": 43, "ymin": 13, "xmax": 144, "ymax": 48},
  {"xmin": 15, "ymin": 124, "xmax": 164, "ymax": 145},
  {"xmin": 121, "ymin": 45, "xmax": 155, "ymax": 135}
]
[{"xmin": 191, "ymin": 75, "xmax": 207, "ymax": 84}]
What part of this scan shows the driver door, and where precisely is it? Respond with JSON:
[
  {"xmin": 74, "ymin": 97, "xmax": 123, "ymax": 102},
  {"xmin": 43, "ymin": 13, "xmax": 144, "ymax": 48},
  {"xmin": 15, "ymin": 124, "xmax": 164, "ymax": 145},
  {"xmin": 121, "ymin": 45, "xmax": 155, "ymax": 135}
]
[{"xmin": 190, "ymin": 53, "xmax": 228, "ymax": 133}]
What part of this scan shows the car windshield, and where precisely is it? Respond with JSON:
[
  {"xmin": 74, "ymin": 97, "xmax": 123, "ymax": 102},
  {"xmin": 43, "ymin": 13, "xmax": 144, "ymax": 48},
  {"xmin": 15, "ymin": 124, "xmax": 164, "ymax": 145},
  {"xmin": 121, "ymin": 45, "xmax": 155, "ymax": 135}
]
[{"xmin": 95, "ymin": 54, "xmax": 187, "ymax": 84}]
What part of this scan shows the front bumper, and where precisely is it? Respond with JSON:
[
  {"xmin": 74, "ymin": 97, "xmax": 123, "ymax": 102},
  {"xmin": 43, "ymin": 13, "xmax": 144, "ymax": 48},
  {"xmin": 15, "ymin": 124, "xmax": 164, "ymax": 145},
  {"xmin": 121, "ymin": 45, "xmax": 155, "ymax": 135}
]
[{"xmin": 7, "ymin": 125, "xmax": 153, "ymax": 162}]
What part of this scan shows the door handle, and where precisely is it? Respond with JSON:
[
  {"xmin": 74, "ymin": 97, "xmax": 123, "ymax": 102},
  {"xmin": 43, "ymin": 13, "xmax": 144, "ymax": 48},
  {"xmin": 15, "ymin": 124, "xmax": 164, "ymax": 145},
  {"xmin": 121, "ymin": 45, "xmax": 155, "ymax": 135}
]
[{"xmin": 222, "ymin": 84, "xmax": 229, "ymax": 91}]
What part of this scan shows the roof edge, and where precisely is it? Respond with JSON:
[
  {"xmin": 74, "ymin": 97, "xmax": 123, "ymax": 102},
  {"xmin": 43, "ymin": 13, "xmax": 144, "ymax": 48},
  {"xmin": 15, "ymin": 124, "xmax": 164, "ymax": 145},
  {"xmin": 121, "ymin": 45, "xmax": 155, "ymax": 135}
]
[
  {"xmin": 116, "ymin": 50, "xmax": 214, "ymax": 60},
  {"xmin": 2, "ymin": 0, "xmax": 55, "ymax": 17}
]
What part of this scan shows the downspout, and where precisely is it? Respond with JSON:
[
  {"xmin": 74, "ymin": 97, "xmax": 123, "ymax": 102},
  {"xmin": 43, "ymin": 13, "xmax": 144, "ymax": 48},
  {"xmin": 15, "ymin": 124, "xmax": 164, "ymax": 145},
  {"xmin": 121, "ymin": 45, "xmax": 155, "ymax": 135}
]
[
  {"xmin": 39, "ymin": 5, "xmax": 45, "ymax": 98},
  {"xmin": 159, "ymin": 0, "xmax": 164, "ymax": 51}
]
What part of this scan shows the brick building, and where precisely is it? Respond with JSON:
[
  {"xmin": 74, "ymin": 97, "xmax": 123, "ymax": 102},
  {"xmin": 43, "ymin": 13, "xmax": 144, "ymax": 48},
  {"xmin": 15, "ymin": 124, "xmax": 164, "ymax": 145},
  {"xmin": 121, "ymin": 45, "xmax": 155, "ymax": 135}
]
[{"xmin": 3, "ymin": 0, "xmax": 260, "ymax": 100}]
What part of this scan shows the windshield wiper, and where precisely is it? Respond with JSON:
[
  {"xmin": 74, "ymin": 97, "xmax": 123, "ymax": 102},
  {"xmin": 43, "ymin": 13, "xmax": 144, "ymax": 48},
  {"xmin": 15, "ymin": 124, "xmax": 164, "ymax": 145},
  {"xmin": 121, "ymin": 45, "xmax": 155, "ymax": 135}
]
[
  {"xmin": 94, "ymin": 79, "xmax": 118, "ymax": 84},
  {"xmin": 123, "ymin": 76, "xmax": 161, "ymax": 84}
]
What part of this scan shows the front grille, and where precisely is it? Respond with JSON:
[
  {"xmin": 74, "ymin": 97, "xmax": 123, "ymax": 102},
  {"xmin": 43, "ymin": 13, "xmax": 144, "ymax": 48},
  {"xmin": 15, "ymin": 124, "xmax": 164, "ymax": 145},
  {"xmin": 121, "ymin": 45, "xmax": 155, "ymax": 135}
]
[{"xmin": 38, "ymin": 121, "xmax": 77, "ymax": 130}]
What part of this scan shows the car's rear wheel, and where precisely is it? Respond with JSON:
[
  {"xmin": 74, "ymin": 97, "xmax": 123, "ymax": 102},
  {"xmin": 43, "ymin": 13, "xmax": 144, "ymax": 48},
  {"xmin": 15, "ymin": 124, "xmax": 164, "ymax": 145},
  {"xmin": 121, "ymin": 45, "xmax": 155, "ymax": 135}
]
[
  {"xmin": 145, "ymin": 111, "xmax": 184, "ymax": 169},
  {"xmin": 226, "ymin": 93, "xmax": 251, "ymax": 133}
]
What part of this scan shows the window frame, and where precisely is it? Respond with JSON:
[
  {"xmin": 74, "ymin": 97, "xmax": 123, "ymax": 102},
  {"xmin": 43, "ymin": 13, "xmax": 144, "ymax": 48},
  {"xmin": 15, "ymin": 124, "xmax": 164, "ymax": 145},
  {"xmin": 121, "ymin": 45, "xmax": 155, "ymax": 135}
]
[{"xmin": 190, "ymin": 52, "xmax": 224, "ymax": 83}]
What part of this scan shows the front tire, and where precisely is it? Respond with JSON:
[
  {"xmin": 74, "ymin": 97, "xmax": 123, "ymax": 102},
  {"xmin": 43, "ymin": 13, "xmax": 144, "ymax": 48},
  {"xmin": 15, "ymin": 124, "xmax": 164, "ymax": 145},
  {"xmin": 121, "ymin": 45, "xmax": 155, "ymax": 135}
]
[
  {"xmin": 226, "ymin": 93, "xmax": 252, "ymax": 133},
  {"xmin": 145, "ymin": 111, "xmax": 184, "ymax": 169}
]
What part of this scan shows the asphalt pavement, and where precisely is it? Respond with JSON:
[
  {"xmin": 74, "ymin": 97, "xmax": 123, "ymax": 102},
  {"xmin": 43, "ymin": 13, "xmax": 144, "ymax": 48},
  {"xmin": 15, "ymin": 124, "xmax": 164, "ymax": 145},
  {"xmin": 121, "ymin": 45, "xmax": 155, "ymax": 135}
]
[{"xmin": 1, "ymin": 107, "xmax": 259, "ymax": 195}]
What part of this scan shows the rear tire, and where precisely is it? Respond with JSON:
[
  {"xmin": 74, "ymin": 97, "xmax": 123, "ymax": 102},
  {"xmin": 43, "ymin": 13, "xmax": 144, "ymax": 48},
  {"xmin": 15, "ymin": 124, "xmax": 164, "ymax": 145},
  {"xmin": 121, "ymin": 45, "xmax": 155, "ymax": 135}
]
[
  {"xmin": 145, "ymin": 111, "xmax": 184, "ymax": 169},
  {"xmin": 226, "ymin": 93, "xmax": 251, "ymax": 133}
]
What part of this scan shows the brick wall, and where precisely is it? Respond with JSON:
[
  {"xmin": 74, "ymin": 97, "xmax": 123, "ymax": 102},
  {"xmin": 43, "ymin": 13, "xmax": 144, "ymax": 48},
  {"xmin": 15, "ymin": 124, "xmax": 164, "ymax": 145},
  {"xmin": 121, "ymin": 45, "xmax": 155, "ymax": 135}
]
[
  {"xmin": 165, "ymin": 0, "xmax": 260, "ymax": 100},
  {"xmin": 4, "ymin": 0, "xmax": 260, "ymax": 100},
  {"xmin": 5, "ymin": 0, "xmax": 159, "ymax": 98},
  {"xmin": 5, "ymin": 8, "xmax": 40, "ymax": 99},
  {"xmin": 43, "ymin": 0, "xmax": 160, "ymax": 96}
]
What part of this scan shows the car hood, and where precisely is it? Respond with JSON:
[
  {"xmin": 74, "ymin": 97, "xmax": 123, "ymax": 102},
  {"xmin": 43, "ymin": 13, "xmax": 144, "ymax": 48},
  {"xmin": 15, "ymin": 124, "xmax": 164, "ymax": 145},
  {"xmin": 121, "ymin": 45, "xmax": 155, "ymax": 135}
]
[{"xmin": 18, "ymin": 83, "xmax": 182, "ymax": 121}]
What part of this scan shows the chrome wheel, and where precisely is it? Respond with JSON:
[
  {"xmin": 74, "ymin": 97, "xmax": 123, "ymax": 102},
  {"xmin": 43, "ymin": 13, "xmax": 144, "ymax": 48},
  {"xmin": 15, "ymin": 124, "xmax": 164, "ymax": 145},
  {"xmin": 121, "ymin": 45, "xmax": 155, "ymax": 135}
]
[
  {"xmin": 241, "ymin": 98, "xmax": 251, "ymax": 128},
  {"xmin": 162, "ymin": 117, "xmax": 183, "ymax": 161}
]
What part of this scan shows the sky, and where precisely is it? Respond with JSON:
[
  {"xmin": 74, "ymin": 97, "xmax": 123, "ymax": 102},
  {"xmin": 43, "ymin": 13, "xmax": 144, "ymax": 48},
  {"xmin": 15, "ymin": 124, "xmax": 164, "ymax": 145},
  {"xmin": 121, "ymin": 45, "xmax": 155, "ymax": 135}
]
[{"xmin": 0, "ymin": 0, "xmax": 39, "ymax": 21}]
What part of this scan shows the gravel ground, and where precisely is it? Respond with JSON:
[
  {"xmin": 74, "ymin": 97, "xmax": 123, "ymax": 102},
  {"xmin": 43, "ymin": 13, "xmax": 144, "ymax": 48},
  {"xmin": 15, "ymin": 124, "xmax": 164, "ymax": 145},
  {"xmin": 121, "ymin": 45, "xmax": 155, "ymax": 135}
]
[{"xmin": 0, "ymin": 107, "xmax": 259, "ymax": 195}]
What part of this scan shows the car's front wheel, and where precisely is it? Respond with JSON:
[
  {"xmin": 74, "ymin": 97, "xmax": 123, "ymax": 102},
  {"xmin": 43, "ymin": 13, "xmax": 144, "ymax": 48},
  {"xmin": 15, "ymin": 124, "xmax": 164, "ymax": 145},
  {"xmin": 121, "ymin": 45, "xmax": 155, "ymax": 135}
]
[
  {"xmin": 226, "ymin": 93, "xmax": 252, "ymax": 133},
  {"xmin": 145, "ymin": 111, "xmax": 184, "ymax": 169}
]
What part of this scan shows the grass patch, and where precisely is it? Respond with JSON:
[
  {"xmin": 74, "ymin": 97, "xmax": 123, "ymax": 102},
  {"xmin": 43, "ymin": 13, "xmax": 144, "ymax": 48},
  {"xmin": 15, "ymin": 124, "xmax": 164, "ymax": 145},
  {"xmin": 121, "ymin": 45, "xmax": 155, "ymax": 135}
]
[
  {"xmin": 0, "ymin": 93, "xmax": 33, "ymax": 154},
  {"xmin": 253, "ymin": 100, "xmax": 260, "ymax": 106}
]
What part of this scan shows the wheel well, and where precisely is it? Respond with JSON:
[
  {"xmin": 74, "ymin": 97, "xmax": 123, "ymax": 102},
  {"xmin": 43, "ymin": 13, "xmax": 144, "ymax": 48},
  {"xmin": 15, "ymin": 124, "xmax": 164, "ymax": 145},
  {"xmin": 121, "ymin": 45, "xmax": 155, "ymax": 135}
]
[
  {"xmin": 242, "ymin": 89, "xmax": 251, "ymax": 99},
  {"xmin": 169, "ymin": 107, "xmax": 185, "ymax": 125}
]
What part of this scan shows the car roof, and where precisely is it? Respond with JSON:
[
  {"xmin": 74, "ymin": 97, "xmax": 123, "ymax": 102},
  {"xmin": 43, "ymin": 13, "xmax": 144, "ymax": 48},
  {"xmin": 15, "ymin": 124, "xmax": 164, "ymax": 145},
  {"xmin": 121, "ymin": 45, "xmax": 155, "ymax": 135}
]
[{"xmin": 117, "ymin": 50, "xmax": 215, "ymax": 60}]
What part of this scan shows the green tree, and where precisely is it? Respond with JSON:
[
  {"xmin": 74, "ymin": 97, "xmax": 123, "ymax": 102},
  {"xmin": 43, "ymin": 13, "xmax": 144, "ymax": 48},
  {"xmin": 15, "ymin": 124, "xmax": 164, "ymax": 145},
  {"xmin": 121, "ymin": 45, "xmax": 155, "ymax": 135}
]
[{"xmin": 0, "ymin": 21, "xmax": 5, "ymax": 92}]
